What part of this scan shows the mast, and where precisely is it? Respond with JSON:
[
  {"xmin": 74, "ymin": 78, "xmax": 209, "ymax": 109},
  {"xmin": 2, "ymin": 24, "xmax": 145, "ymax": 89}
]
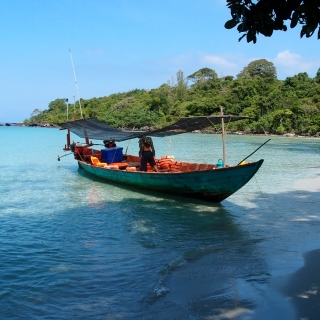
[
  {"xmin": 69, "ymin": 49, "xmax": 83, "ymax": 119},
  {"xmin": 220, "ymin": 106, "xmax": 226, "ymax": 167}
]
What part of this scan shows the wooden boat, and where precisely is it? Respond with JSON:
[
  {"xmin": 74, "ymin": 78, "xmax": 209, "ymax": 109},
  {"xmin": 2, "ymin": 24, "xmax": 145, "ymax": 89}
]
[{"xmin": 59, "ymin": 114, "xmax": 266, "ymax": 202}]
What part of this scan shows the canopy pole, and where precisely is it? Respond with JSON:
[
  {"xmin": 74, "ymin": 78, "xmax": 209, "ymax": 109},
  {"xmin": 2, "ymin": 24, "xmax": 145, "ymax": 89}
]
[
  {"xmin": 63, "ymin": 129, "xmax": 71, "ymax": 151},
  {"xmin": 65, "ymin": 98, "xmax": 69, "ymax": 121},
  {"xmin": 220, "ymin": 106, "xmax": 226, "ymax": 167}
]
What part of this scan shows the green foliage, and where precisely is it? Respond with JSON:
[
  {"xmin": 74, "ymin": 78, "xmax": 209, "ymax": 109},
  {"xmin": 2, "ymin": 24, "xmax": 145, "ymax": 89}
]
[
  {"xmin": 187, "ymin": 68, "xmax": 218, "ymax": 83},
  {"xmin": 315, "ymin": 68, "xmax": 320, "ymax": 83},
  {"xmin": 237, "ymin": 59, "xmax": 277, "ymax": 79},
  {"xmin": 225, "ymin": 0, "xmax": 320, "ymax": 43},
  {"xmin": 24, "ymin": 62, "xmax": 320, "ymax": 136},
  {"xmin": 174, "ymin": 69, "xmax": 188, "ymax": 102}
]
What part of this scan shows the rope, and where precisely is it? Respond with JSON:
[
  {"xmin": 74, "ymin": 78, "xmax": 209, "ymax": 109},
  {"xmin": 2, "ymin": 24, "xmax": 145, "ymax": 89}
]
[
  {"xmin": 78, "ymin": 153, "xmax": 86, "ymax": 162},
  {"xmin": 125, "ymin": 140, "xmax": 131, "ymax": 155},
  {"xmin": 6, "ymin": 152, "xmax": 65, "ymax": 157},
  {"xmin": 253, "ymin": 176, "xmax": 282, "ymax": 217},
  {"xmin": 207, "ymin": 116, "xmax": 232, "ymax": 134}
]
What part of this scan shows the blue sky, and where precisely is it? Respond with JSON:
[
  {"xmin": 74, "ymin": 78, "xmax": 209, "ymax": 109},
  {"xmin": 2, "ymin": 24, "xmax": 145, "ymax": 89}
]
[{"xmin": 1, "ymin": 0, "xmax": 319, "ymax": 122}]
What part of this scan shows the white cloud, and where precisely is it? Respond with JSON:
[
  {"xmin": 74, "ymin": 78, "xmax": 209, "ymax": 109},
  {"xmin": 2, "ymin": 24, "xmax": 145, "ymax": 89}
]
[
  {"xmin": 158, "ymin": 50, "xmax": 320, "ymax": 82},
  {"xmin": 199, "ymin": 53, "xmax": 245, "ymax": 77},
  {"xmin": 199, "ymin": 51, "xmax": 320, "ymax": 79},
  {"xmin": 162, "ymin": 53, "xmax": 246, "ymax": 78},
  {"xmin": 201, "ymin": 54, "xmax": 238, "ymax": 69},
  {"xmin": 273, "ymin": 50, "xmax": 315, "ymax": 77}
]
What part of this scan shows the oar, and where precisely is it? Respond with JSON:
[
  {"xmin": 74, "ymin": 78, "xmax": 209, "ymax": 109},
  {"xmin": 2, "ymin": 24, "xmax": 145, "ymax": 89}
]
[
  {"xmin": 57, "ymin": 153, "xmax": 73, "ymax": 161},
  {"xmin": 237, "ymin": 139, "xmax": 271, "ymax": 165}
]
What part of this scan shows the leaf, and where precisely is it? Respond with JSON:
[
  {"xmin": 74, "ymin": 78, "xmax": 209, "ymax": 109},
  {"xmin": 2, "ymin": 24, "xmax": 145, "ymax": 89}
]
[
  {"xmin": 290, "ymin": 12, "xmax": 299, "ymax": 29},
  {"xmin": 237, "ymin": 23, "xmax": 243, "ymax": 31},
  {"xmin": 253, "ymin": 35, "xmax": 257, "ymax": 44},
  {"xmin": 306, "ymin": 22, "xmax": 317, "ymax": 37},
  {"xmin": 246, "ymin": 30, "xmax": 257, "ymax": 43},
  {"xmin": 300, "ymin": 25, "xmax": 307, "ymax": 38},
  {"xmin": 295, "ymin": 4, "xmax": 307, "ymax": 14},
  {"xmin": 238, "ymin": 34, "xmax": 246, "ymax": 42},
  {"xmin": 274, "ymin": 17, "xmax": 284, "ymax": 30},
  {"xmin": 225, "ymin": 19, "xmax": 238, "ymax": 29},
  {"xmin": 260, "ymin": 26, "xmax": 273, "ymax": 37}
]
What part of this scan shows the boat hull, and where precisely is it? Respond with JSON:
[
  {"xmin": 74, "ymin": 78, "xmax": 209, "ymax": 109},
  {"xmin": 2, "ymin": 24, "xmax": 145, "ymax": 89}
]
[{"xmin": 78, "ymin": 159, "xmax": 264, "ymax": 202}]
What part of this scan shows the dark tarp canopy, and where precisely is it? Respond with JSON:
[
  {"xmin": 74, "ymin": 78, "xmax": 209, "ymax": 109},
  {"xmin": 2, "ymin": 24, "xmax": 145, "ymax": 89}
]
[
  {"xmin": 59, "ymin": 118, "xmax": 133, "ymax": 141},
  {"xmin": 59, "ymin": 115, "xmax": 250, "ymax": 142}
]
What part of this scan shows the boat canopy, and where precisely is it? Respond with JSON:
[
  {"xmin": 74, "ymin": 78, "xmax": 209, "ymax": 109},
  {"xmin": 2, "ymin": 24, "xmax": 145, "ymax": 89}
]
[{"xmin": 59, "ymin": 115, "xmax": 250, "ymax": 142}]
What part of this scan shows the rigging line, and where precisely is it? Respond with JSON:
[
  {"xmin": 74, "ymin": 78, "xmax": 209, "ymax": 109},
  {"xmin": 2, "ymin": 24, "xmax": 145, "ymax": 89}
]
[
  {"xmin": 79, "ymin": 153, "xmax": 86, "ymax": 162},
  {"xmin": 206, "ymin": 117, "xmax": 220, "ymax": 134},
  {"xmin": 206, "ymin": 117, "xmax": 216, "ymax": 128},
  {"xmin": 253, "ymin": 176, "xmax": 281, "ymax": 217},
  {"xmin": 206, "ymin": 116, "xmax": 231, "ymax": 134},
  {"xmin": 69, "ymin": 49, "xmax": 83, "ymax": 119},
  {"xmin": 111, "ymin": 148, "xmax": 117, "ymax": 163},
  {"xmin": 73, "ymin": 95, "xmax": 76, "ymax": 120},
  {"xmin": 125, "ymin": 139, "xmax": 131, "ymax": 155},
  {"xmin": 9, "ymin": 152, "xmax": 64, "ymax": 157}
]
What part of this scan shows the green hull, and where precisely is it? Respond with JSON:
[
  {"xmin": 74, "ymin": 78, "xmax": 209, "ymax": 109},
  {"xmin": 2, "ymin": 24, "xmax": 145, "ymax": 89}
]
[{"xmin": 78, "ymin": 159, "xmax": 264, "ymax": 202}]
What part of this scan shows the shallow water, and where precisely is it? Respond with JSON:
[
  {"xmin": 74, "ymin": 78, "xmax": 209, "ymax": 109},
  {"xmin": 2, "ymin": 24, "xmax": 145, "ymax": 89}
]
[{"xmin": 1, "ymin": 126, "xmax": 320, "ymax": 319}]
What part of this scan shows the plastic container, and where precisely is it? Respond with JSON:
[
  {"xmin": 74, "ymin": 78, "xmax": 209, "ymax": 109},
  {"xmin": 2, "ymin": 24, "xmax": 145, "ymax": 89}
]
[
  {"xmin": 216, "ymin": 159, "xmax": 224, "ymax": 168},
  {"xmin": 101, "ymin": 147, "xmax": 124, "ymax": 164}
]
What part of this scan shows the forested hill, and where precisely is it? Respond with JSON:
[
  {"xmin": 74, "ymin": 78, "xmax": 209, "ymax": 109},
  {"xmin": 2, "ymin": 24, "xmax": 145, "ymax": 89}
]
[{"xmin": 25, "ymin": 59, "xmax": 320, "ymax": 136}]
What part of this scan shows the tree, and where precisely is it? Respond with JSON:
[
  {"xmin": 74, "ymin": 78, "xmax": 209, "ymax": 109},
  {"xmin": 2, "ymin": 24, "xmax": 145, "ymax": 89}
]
[
  {"xmin": 23, "ymin": 61, "xmax": 320, "ymax": 136},
  {"xmin": 225, "ymin": 0, "xmax": 320, "ymax": 43},
  {"xmin": 315, "ymin": 68, "xmax": 320, "ymax": 83},
  {"xmin": 31, "ymin": 108, "xmax": 42, "ymax": 117},
  {"xmin": 237, "ymin": 59, "xmax": 277, "ymax": 79},
  {"xmin": 175, "ymin": 69, "xmax": 188, "ymax": 101},
  {"xmin": 187, "ymin": 68, "xmax": 218, "ymax": 83}
]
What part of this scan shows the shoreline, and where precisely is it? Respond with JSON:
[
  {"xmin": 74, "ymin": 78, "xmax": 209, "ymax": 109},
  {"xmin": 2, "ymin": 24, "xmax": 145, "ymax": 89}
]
[{"xmin": 2, "ymin": 123, "xmax": 320, "ymax": 139}]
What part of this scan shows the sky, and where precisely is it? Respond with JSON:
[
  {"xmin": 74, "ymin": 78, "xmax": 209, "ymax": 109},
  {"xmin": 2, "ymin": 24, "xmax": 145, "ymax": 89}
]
[{"xmin": 1, "ymin": 0, "xmax": 319, "ymax": 123}]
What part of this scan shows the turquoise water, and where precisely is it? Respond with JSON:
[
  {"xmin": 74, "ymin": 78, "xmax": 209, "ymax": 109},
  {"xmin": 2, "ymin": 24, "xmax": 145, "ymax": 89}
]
[{"xmin": 1, "ymin": 126, "xmax": 320, "ymax": 319}]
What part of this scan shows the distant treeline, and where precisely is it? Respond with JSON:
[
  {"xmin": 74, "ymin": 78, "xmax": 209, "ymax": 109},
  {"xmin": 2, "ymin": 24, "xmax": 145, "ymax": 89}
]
[{"xmin": 25, "ymin": 59, "xmax": 320, "ymax": 136}]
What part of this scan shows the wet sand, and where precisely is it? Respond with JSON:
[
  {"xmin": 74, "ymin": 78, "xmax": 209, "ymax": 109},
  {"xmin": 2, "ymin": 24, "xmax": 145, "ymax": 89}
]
[{"xmin": 280, "ymin": 249, "xmax": 320, "ymax": 319}]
